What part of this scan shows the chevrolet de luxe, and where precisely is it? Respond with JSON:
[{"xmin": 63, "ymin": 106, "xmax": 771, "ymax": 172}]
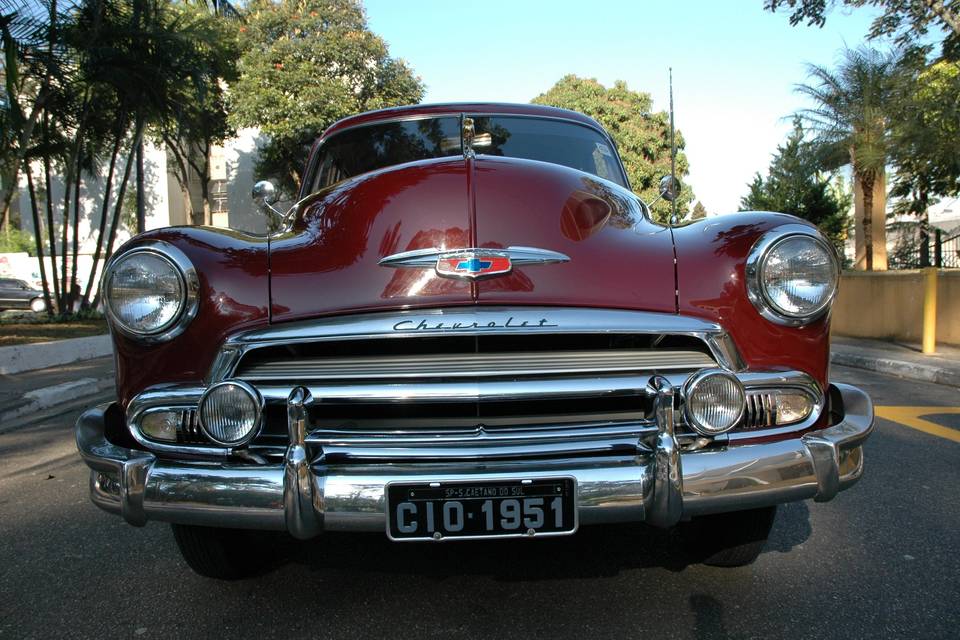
[{"xmin": 77, "ymin": 103, "xmax": 874, "ymax": 579}]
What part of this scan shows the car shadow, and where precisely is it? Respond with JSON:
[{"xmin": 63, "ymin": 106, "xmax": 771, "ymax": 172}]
[
  {"xmin": 277, "ymin": 522, "xmax": 694, "ymax": 580},
  {"xmin": 764, "ymin": 500, "xmax": 812, "ymax": 554},
  {"xmin": 270, "ymin": 502, "xmax": 813, "ymax": 581}
]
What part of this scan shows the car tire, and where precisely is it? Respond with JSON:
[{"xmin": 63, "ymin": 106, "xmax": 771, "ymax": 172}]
[
  {"xmin": 171, "ymin": 524, "xmax": 278, "ymax": 580},
  {"xmin": 29, "ymin": 297, "xmax": 45, "ymax": 313},
  {"xmin": 679, "ymin": 505, "xmax": 777, "ymax": 567}
]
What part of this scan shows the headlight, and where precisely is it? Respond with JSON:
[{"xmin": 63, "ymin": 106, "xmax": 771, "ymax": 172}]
[
  {"xmin": 104, "ymin": 241, "xmax": 199, "ymax": 342},
  {"xmin": 198, "ymin": 381, "xmax": 262, "ymax": 447},
  {"xmin": 746, "ymin": 227, "xmax": 839, "ymax": 325},
  {"xmin": 683, "ymin": 370, "xmax": 746, "ymax": 436}
]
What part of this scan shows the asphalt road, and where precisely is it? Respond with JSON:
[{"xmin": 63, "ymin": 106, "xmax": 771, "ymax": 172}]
[{"xmin": 1, "ymin": 365, "xmax": 957, "ymax": 640}]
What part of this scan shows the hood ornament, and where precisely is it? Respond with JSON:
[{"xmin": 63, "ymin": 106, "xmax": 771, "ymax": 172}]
[{"xmin": 379, "ymin": 246, "xmax": 570, "ymax": 281}]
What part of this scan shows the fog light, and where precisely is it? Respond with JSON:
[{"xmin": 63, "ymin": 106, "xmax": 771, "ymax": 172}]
[
  {"xmin": 683, "ymin": 370, "xmax": 746, "ymax": 436},
  {"xmin": 198, "ymin": 381, "xmax": 262, "ymax": 447},
  {"xmin": 140, "ymin": 410, "xmax": 181, "ymax": 442}
]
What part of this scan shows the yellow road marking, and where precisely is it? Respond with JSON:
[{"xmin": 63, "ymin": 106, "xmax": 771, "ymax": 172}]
[{"xmin": 875, "ymin": 406, "xmax": 960, "ymax": 443}]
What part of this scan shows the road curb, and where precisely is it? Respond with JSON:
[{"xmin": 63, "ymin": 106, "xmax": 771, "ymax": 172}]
[
  {"xmin": 831, "ymin": 351, "xmax": 959, "ymax": 387},
  {"xmin": 0, "ymin": 376, "xmax": 115, "ymax": 428},
  {"xmin": 0, "ymin": 334, "xmax": 111, "ymax": 375}
]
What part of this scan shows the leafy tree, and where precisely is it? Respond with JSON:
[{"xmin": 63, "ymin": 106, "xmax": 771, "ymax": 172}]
[
  {"xmin": 888, "ymin": 59, "xmax": 960, "ymax": 213},
  {"xmin": 765, "ymin": 0, "xmax": 960, "ymax": 58},
  {"xmin": 229, "ymin": 0, "xmax": 424, "ymax": 197},
  {"xmin": 741, "ymin": 117, "xmax": 851, "ymax": 253},
  {"xmin": 795, "ymin": 46, "xmax": 896, "ymax": 270},
  {"xmin": 155, "ymin": 2, "xmax": 239, "ymax": 227},
  {"xmin": 532, "ymin": 75, "xmax": 693, "ymax": 224},
  {"xmin": 690, "ymin": 201, "xmax": 708, "ymax": 220}
]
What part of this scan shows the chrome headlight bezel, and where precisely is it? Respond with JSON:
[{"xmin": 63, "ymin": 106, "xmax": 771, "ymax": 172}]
[
  {"xmin": 745, "ymin": 225, "xmax": 840, "ymax": 326},
  {"xmin": 103, "ymin": 240, "xmax": 200, "ymax": 343},
  {"xmin": 197, "ymin": 380, "xmax": 264, "ymax": 447},
  {"xmin": 681, "ymin": 369, "xmax": 747, "ymax": 436}
]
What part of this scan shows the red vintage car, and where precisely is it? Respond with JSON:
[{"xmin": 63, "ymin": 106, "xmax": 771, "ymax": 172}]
[{"xmin": 77, "ymin": 103, "xmax": 874, "ymax": 579}]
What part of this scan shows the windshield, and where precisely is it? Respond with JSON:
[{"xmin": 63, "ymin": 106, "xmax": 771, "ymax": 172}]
[{"xmin": 308, "ymin": 115, "xmax": 627, "ymax": 193}]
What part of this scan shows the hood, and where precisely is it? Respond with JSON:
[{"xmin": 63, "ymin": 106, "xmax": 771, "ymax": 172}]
[{"xmin": 269, "ymin": 156, "xmax": 677, "ymax": 322}]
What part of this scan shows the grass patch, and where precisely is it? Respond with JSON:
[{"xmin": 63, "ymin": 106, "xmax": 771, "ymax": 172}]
[{"xmin": 0, "ymin": 311, "xmax": 109, "ymax": 346}]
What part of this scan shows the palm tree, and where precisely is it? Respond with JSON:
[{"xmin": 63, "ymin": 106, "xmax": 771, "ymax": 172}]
[{"xmin": 796, "ymin": 47, "xmax": 897, "ymax": 270}]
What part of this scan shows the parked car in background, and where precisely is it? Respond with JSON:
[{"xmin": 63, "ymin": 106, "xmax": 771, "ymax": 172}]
[
  {"xmin": 77, "ymin": 103, "xmax": 874, "ymax": 579},
  {"xmin": 0, "ymin": 278, "xmax": 46, "ymax": 312}
]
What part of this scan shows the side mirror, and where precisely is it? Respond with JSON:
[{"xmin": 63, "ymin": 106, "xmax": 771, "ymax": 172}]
[
  {"xmin": 658, "ymin": 175, "xmax": 681, "ymax": 202},
  {"xmin": 252, "ymin": 180, "xmax": 278, "ymax": 207}
]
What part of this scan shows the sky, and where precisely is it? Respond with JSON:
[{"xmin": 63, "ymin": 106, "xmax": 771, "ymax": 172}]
[{"xmin": 362, "ymin": 0, "xmax": 881, "ymax": 215}]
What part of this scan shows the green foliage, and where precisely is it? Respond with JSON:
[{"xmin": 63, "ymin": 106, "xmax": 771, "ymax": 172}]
[
  {"xmin": 690, "ymin": 201, "xmax": 707, "ymax": 220},
  {"xmin": 0, "ymin": 226, "xmax": 35, "ymax": 254},
  {"xmin": 532, "ymin": 75, "xmax": 693, "ymax": 223},
  {"xmin": 229, "ymin": 0, "xmax": 425, "ymax": 197},
  {"xmin": 765, "ymin": 0, "xmax": 960, "ymax": 59},
  {"xmin": 741, "ymin": 118, "xmax": 851, "ymax": 253},
  {"xmin": 795, "ymin": 46, "xmax": 897, "ymax": 269},
  {"xmin": 888, "ymin": 59, "xmax": 960, "ymax": 213}
]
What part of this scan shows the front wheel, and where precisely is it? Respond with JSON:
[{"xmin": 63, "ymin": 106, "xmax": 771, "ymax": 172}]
[
  {"xmin": 171, "ymin": 524, "xmax": 280, "ymax": 579},
  {"xmin": 679, "ymin": 505, "xmax": 777, "ymax": 567},
  {"xmin": 29, "ymin": 297, "xmax": 45, "ymax": 313}
]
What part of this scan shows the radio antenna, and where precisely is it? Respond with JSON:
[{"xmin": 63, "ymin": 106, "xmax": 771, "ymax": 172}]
[{"xmin": 669, "ymin": 68, "xmax": 677, "ymax": 224}]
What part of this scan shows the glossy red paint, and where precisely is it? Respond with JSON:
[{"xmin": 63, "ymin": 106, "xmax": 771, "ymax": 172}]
[
  {"xmin": 111, "ymin": 227, "xmax": 270, "ymax": 406},
  {"xmin": 271, "ymin": 155, "xmax": 678, "ymax": 322},
  {"xmin": 270, "ymin": 158, "xmax": 474, "ymax": 323},
  {"xmin": 672, "ymin": 211, "xmax": 832, "ymax": 393},
  {"xmin": 472, "ymin": 157, "xmax": 676, "ymax": 311}
]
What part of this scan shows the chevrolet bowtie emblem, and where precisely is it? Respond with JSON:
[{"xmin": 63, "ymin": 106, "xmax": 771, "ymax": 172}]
[{"xmin": 379, "ymin": 246, "xmax": 570, "ymax": 281}]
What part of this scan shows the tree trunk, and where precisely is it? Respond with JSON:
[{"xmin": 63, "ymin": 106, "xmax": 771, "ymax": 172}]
[
  {"xmin": 861, "ymin": 172, "xmax": 874, "ymax": 271},
  {"xmin": 136, "ymin": 136, "xmax": 145, "ymax": 234},
  {"xmin": 68, "ymin": 152, "xmax": 82, "ymax": 311},
  {"xmin": 923, "ymin": 0, "xmax": 960, "ymax": 34},
  {"xmin": 25, "ymin": 168, "xmax": 53, "ymax": 316},
  {"xmin": 96, "ymin": 120, "xmax": 142, "ymax": 308},
  {"xmin": 59, "ymin": 164, "xmax": 72, "ymax": 313},
  {"xmin": 42, "ymin": 118, "xmax": 61, "ymax": 311},
  {"xmin": 82, "ymin": 119, "xmax": 125, "ymax": 307}
]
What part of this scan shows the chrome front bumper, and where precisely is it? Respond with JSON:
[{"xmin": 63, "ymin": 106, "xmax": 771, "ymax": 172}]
[{"xmin": 76, "ymin": 383, "xmax": 874, "ymax": 538}]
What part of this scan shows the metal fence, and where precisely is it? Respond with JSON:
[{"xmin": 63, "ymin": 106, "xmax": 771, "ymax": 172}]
[{"xmin": 888, "ymin": 228, "xmax": 960, "ymax": 270}]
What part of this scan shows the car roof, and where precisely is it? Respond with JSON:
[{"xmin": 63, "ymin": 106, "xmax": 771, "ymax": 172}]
[{"xmin": 319, "ymin": 102, "xmax": 606, "ymax": 142}]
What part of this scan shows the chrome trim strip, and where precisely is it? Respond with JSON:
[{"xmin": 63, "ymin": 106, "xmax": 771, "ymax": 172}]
[
  {"xmin": 235, "ymin": 349, "xmax": 716, "ymax": 381},
  {"xmin": 307, "ymin": 422, "xmax": 658, "ymax": 461},
  {"xmin": 378, "ymin": 246, "xmax": 571, "ymax": 269},
  {"xmin": 254, "ymin": 375, "xmax": 658, "ymax": 404}
]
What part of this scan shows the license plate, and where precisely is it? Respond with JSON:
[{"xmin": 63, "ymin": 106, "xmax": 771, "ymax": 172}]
[{"xmin": 386, "ymin": 478, "xmax": 577, "ymax": 541}]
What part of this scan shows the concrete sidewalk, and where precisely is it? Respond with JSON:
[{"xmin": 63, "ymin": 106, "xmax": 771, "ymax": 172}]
[
  {"xmin": 0, "ymin": 356, "xmax": 115, "ymax": 430},
  {"xmin": 830, "ymin": 336, "xmax": 960, "ymax": 387}
]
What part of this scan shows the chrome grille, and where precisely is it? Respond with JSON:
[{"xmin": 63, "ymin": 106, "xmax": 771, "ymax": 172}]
[
  {"xmin": 235, "ymin": 349, "xmax": 716, "ymax": 381},
  {"xmin": 744, "ymin": 391, "xmax": 776, "ymax": 429}
]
